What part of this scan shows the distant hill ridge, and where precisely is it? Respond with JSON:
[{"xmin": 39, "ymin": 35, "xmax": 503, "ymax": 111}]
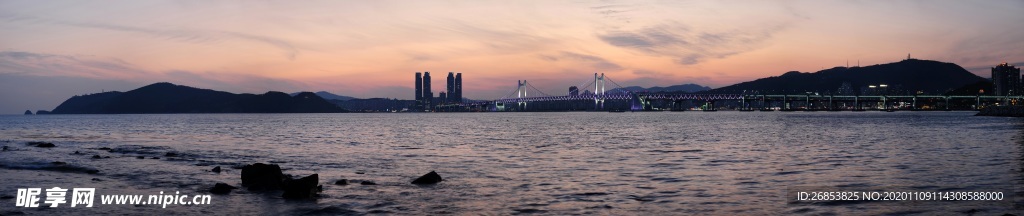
[
  {"xmin": 50, "ymin": 82, "xmax": 346, "ymax": 114},
  {"xmin": 612, "ymin": 83, "xmax": 711, "ymax": 93},
  {"xmin": 289, "ymin": 91, "xmax": 356, "ymax": 101},
  {"xmin": 705, "ymin": 59, "xmax": 987, "ymax": 94}
]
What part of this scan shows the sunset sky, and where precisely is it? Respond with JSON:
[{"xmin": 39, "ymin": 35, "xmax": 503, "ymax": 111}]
[{"xmin": 1, "ymin": 0, "xmax": 1023, "ymax": 113}]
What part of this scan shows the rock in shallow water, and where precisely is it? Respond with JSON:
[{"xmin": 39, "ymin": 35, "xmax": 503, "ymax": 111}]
[
  {"xmin": 282, "ymin": 174, "xmax": 320, "ymax": 199},
  {"xmin": 210, "ymin": 183, "xmax": 238, "ymax": 195},
  {"xmin": 212, "ymin": 166, "xmax": 221, "ymax": 173},
  {"xmin": 334, "ymin": 179, "xmax": 348, "ymax": 185},
  {"xmin": 411, "ymin": 171, "xmax": 443, "ymax": 184},
  {"xmin": 29, "ymin": 142, "xmax": 55, "ymax": 148},
  {"xmin": 241, "ymin": 163, "xmax": 284, "ymax": 190},
  {"xmin": 360, "ymin": 181, "xmax": 377, "ymax": 185}
]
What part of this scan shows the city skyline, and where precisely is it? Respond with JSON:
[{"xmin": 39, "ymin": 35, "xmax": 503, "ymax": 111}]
[{"xmin": 0, "ymin": 1, "xmax": 1023, "ymax": 113}]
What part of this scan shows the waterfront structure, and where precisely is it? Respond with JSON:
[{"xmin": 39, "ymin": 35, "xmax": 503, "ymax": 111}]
[
  {"xmin": 415, "ymin": 71, "xmax": 463, "ymax": 111},
  {"xmin": 454, "ymin": 73, "xmax": 462, "ymax": 103},
  {"xmin": 415, "ymin": 72, "xmax": 423, "ymax": 111},
  {"xmin": 446, "ymin": 72, "xmax": 455, "ymax": 104},
  {"xmin": 992, "ymin": 62, "xmax": 1021, "ymax": 96},
  {"xmin": 424, "ymin": 72, "xmax": 432, "ymax": 110},
  {"xmin": 569, "ymin": 86, "xmax": 579, "ymax": 96}
]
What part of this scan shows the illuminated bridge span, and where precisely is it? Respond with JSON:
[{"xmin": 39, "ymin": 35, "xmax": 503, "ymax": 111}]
[
  {"xmin": 473, "ymin": 73, "xmax": 742, "ymax": 111},
  {"xmin": 438, "ymin": 73, "xmax": 1024, "ymax": 112}
]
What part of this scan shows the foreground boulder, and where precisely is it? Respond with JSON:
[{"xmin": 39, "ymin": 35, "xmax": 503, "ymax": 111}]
[
  {"xmin": 241, "ymin": 163, "xmax": 284, "ymax": 190},
  {"xmin": 282, "ymin": 174, "xmax": 320, "ymax": 199},
  {"xmin": 210, "ymin": 183, "xmax": 237, "ymax": 195},
  {"xmin": 212, "ymin": 166, "xmax": 221, "ymax": 173},
  {"xmin": 411, "ymin": 171, "xmax": 443, "ymax": 184}
]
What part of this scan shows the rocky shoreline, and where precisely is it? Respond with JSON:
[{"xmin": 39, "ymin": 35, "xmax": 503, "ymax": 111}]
[
  {"xmin": 975, "ymin": 106, "xmax": 1024, "ymax": 117},
  {"xmin": 1, "ymin": 141, "xmax": 445, "ymax": 203}
]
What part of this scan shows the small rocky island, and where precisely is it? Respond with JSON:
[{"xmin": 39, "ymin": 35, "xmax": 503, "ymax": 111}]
[{"xmin": 49, "ymin": 82, "xmax": 347, "ymax": 114}]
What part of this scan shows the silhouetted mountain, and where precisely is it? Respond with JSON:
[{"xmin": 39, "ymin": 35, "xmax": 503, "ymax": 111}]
[
  {"xmin": 613, "ymin": 84, "xmax": 711, "ymax": 93},
  {"xmin": 51, "ymin": 82, "xmax": 347, "ymax": 114},
  {"xmin": 946, "ymin": 80, "xmax": 994, "ymax": 95},
  {"xmin": 290, "ymin": 91, "xmax": 356, "ymax": 101},
  {"xmin": 704, "ymin": 59, "xmax": 987, "ymax": 94}
]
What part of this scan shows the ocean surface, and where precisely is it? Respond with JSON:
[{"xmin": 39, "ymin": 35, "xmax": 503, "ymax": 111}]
[{"xmin": 0, "ymin": 112, "xmax": 1022, "ymax": 215}]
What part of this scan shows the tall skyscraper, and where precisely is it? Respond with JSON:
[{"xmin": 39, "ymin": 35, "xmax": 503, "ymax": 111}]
[
  {"xmin": 415, "ymin": 72, "xmax": 422, "ymax": 111},
  {"xmin": 424, "ymin": 72, "xmax": 432, "ymax": 110},
  {"xmin": 455, "ymin": 73, "xmax": 462, "ymax": 103},
  {"xmin": 446, "ymin": 72, "xmax": 455, "ymax": 104},
  {"xmin": 992, "ymin": 62, "xmax": 1021, "ymax": 96}
]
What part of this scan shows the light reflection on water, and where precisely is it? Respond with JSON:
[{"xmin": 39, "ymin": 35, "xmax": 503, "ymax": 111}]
[{"xmin": 0, "ymin": 112, "xmax": 1021, "ymax": 215}]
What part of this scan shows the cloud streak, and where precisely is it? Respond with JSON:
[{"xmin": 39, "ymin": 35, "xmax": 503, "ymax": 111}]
[
  {"xmin": 597, "ymin": 22, "xmax": 788, "ymax": 65},
  {"xmin": 0, "ymin": 15, "xmax": 300, "ymax": 60}
]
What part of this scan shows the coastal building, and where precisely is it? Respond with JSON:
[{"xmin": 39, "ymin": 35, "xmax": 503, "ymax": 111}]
[
  {"xmin": 424, "ymin": 72, "xmax": 432, "ymax": 110},
  {"xmin": 454, "ymin": 73, "xmax": 462, "ymax": 103},
  {"xmin": 415, "ymin": 71, "xmax": 462, "ymax": 110},
  {"xmin": 415, "ymin": 72, "xmax": 423, "ymax": 111},
  {"xmin": 446, "ymin": 72, "xmax": 455, "ymax": 104},
  {"xmin": 992, "ymin": 62, "xmax": 1021, "ymax": 96}
]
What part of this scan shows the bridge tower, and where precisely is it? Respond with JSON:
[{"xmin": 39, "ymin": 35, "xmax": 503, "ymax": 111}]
[
  {"xmin": 518, "ymin": 80, "xmax": 527, "ymax": 111},
  {"xmin": 594, "ymin": 73, "xmax": 605, "ymax": 110}
]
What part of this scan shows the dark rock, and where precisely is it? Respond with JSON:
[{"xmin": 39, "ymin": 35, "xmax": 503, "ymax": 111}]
[
  {"xmin": 151, "ymin": 157, "xmax": 160, "ymax": 159},
  {"xmin": 91, "ymin": 178, "xmax": 102, "ymax": 181},
  {"xmin": 210, "ymin": 183, "xmax": 238, "ymax": 195},
  {"xmin": 976, "ymin": 106, "xmax": 1024, "ymax": 117},
  {"xmin": 86, "ymin": 169, "xmax": 99, "ymax": 174},
  {"xmin": 30, "ymin": 142, "xmax": 55, "ymax": 148},
  {"xmin": 91, "ymin": 155, "xmax": 101, "ymax": 159},
  {"xmin": 360, "ymin": 181, "xmax": 377, "ymax": 185},
  {"xmin": 282, "ymin": 174, "xmax": 319, "ymax": 199},
  {"xmin": 2, "ymin": 146, "xmax": 8, "ymax": 151},
  {"xmin": 104, "ymin": 156, "xmax": 110, "ymax": 158},
  {"xmin": 165, "ymin": 152, "xmax": 178, "ymax": 157},
  {"xmin": 24, "ymin": 110, "xmax": 32, "ymax": 115},
  {"xmin": 355, "ymin": 171, "xmax": 365, "ymax": 174},
  {"xmin": 411, "ymin": 171, "xmax": 443, "ymax": 184},
  {"xmin": 73, "ymin": 151, "xmax": 81, "ymax": 154},
  {"xmin": 305, "ymin": 206, "xmax": 361, "ymax": 215},
  {"xmin": 136, "ymin": 156, "xmax": 145, "ymax": 159},
  {"xmin": 98, "ymin": 147, "xmax": 112, "ymax": 151},
  {"xmin": 334, "ymin": 179, "xmax": 348, "ymax": 185},
  {"xmin": 36, "ymin": 110, "xmax": 51, "ymax": 115},
  {"xmin": 51, "ymin": 161, "xmax": 67, "ymax": 165},
  {"xmin": 241, "ymin": 163, "xmax": 284, "ymax": 190},
  {"xmin": 212, "ymin": 166, "xmax": 221, "ymax": 173}
]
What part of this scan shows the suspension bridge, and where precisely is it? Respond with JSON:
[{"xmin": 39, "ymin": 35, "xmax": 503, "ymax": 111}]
[{"xmin": 432, "ymin": 73, "xmax": 1024, "ymax": 112}]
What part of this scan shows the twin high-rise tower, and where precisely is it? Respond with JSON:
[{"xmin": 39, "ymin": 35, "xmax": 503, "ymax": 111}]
[{"xmin": 414, "ymin": 71, "xmax": 462, "ymax": 111}]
